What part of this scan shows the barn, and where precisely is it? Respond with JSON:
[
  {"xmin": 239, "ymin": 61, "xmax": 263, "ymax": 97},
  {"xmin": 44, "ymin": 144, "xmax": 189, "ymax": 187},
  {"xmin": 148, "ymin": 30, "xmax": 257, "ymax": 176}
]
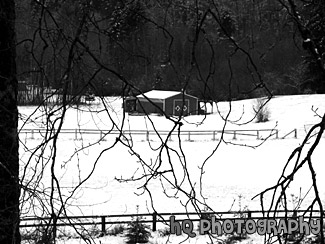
[{"xmin": 125, "ymin": 90, "xmax": 199, "ymax": 116}]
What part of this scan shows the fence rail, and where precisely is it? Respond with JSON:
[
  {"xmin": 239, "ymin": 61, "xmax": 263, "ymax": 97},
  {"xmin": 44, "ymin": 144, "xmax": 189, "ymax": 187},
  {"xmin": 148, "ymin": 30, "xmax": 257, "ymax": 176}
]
[
  {"xmin": 20, "ymin": 210, "xmax": 325, "ymax": 237},
  {"xmin": 18, "ymin": 128, "xmax": 291, "ymax": 141},
  {"xmin": 282, "ymin": 129, "xmax": 297, "ymax": 139}
]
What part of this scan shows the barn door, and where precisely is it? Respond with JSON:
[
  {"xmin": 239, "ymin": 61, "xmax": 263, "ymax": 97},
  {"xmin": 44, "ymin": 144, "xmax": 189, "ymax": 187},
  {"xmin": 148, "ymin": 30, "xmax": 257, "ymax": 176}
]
[{"xmin": 173, "ymin": 99, "xmax": 189, "ymax": 116}]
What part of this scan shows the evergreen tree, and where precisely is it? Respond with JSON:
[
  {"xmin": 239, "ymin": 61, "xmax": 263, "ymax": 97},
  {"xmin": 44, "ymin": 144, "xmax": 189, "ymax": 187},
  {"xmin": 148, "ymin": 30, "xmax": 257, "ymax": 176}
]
[
  {"xmin": 299, "ymin": 0, "xmax": 325, "ymax": 93},
  {"xmin": 125, "ymin": 206, "xmax": 152, "ymax": 244}
]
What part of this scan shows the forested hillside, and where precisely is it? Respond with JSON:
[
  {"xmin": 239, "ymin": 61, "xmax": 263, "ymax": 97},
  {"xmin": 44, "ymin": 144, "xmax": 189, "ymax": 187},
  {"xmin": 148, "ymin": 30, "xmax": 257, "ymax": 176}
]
[{"xmin": 15, "ymin": 0, "xmax": 324, "ymax": 102}]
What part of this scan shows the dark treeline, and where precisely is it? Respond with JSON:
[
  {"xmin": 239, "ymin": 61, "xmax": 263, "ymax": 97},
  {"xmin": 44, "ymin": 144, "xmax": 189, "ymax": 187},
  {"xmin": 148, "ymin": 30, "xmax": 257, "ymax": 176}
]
[{"xmin": 15, "ymin": 0, "xmax": 324, "ymax": 103}]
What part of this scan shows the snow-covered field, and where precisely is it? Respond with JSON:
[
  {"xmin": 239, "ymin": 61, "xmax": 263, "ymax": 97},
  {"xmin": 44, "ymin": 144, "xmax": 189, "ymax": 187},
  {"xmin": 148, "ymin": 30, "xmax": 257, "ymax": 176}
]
[{"xmin": 19, "ymin": 94, "xmax": 325, "ymax": 243}]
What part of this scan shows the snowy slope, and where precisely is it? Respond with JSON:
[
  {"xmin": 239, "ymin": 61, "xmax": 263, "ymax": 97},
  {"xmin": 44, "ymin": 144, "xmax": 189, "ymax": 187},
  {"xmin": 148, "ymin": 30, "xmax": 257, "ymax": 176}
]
[
  {"xmin": 19, "ymin": 95, "xmax": 325, "ymax": 133},
  {"xmin": 19, "ymin": 95, "xmax": 325, "ymax": 244}
]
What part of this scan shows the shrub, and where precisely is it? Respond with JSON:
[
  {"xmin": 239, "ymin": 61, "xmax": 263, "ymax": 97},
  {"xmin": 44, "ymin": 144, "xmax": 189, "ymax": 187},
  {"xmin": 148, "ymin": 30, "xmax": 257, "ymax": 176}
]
[
  {"xmin": 81, "ymin": 224, "xmax": 102, "ymax": 238},
  {"xmin": 253, "ymin": 98, "xmax": 270, "ymax": 123},
  {"xmin": 158, "ymin": 227, "xmax": 171, "ymax": 237},
  {"xmin": 125, "ymin": 217, "xmax": 152, "ymax": 243},
  {"xmin": 224, "ymin": 234, "xmax": 247, "ymax": 244},
  {"xmin": 125, "ymin": 206, "xmax": 152, "ymax": 244},
  {"xmin": 308, "ymin": 234, "xmax": 323, "ymax": 243},
  {"xmin": 21, "ymin": 226, "xmax": 54, "ymax": 244},
  {"xmin": 107, "ymin": 224, "xmax": 125, "ymax": 236}
]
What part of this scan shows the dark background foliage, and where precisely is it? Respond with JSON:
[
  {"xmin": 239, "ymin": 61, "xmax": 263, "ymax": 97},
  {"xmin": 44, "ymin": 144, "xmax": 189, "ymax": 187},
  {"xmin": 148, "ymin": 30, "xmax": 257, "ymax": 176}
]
[{"xmin": 15, "ymin": 0, "xmax": 324, "ymax": 102}]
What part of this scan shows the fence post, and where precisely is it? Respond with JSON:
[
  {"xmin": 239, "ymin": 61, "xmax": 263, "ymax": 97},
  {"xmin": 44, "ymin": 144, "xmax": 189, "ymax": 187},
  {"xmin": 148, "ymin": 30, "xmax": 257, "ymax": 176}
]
[
  {"xmin": 101, "ymin": 216, "xmax": 106, "ymax": 234},
  {"xmin": 294, "ymin": 129, "xmax": 297, "ymax": 139},
  {"xmin": 233, "ymin": 131, "xmax": 237, "ymax": 140},
  {"xmin": 213, "ymin": 131, "xmax": 216, "ymax": 141},
  {"xmin": 152, "ymin": 212, "xmax": 157, "ymax": 231},
  {"xmin": 52, "ymin": 214, "xmax": 57, "ymax": 240},
  {"xmin": 275, "ymin": 130, "xmax": 279, "ymax": 139},
  {"xmin": 146, "ymin": 131, "xmax": 149, "ymax": 141},
  {"xmin": 101, "ymin": 130, "xmax": 106, "ymax": 140},
  {"xmin": 188, "ymin": 131, "xmax": 191, "ymax": 141},
  {"xmin": 256, "ymin": 130, "xmax": 259, "ymax": 140},
  {"xmin": 75, "ymin": 129, "xmax": 78, "ymax": 140},
  {"xmin": 247, "ymin": 211, "xmax": 252, "ymax": 219},
  {"xmin": 53, "ymin": 224, "xmax": 57, "ymax": 240},
  {"xmin": 31, "ymin": 129, "xmax": 34, "ymax": 139}
]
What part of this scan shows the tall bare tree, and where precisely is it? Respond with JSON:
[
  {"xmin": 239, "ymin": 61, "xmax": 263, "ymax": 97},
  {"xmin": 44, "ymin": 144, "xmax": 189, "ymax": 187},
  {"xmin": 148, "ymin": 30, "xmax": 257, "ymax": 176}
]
[
  {"xmin": 0, "ymin": 0, "xmax": 20, "ymax": 243},
  {"xmin": 8, "ymin": 1, "xmax": 325, "ymax": 244}
]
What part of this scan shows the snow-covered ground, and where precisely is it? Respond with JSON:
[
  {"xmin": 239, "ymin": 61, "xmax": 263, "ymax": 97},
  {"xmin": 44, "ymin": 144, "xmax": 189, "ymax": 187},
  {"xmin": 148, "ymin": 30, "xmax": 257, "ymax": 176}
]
[{"xmin": 19, "ymin": 95, "xmax": 325, "ymax": 243}]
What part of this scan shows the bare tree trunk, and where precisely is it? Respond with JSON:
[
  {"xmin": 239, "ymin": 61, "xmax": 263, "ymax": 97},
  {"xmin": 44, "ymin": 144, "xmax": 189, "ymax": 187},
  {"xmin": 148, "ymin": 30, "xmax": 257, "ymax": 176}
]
[{"xmin": 0, "ymin": 0, "xmax": 21, "ymax": 243}]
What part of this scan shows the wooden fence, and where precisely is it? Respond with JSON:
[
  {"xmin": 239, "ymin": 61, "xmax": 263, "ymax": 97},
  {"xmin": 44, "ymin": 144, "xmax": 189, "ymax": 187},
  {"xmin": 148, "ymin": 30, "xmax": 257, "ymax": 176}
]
[
  {"xmin": 19, "ymin": 128, "xmax": 299, "ymax": 141},
  {"xmin": 19, "ymin": 209, "xmax": 324, "ymax": 237}
]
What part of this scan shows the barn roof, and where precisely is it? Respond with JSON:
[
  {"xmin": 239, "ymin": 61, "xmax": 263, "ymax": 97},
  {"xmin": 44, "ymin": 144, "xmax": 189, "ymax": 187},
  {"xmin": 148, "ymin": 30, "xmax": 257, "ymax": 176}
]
[{"xmin": 137, "ymin": 90, "xmax": 181, "ymax": 100}]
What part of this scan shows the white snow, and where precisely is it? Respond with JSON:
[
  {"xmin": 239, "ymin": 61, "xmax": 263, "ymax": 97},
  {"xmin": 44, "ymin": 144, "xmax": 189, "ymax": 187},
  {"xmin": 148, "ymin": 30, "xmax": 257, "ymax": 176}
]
[
  {"xmin": 18, "ymin": 94, "xmax": 325, "ymax": 243},
  {"xmin": 137, "ymin": 90, "xmax": 182, "ymax": 100}
]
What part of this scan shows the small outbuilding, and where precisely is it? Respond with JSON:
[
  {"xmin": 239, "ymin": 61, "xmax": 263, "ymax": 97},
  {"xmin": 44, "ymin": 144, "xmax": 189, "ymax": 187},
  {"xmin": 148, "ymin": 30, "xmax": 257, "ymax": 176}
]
[{"xmin": 124, "ymin": 90, "xmax": 199, "ymax": 116}]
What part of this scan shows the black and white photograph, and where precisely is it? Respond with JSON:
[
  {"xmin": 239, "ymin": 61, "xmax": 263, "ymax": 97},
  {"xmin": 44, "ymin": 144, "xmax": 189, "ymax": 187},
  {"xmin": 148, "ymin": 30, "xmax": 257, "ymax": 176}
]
[{"xmin": 0, "ymin": 0, "xmax": 325, "ymax": 243}]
